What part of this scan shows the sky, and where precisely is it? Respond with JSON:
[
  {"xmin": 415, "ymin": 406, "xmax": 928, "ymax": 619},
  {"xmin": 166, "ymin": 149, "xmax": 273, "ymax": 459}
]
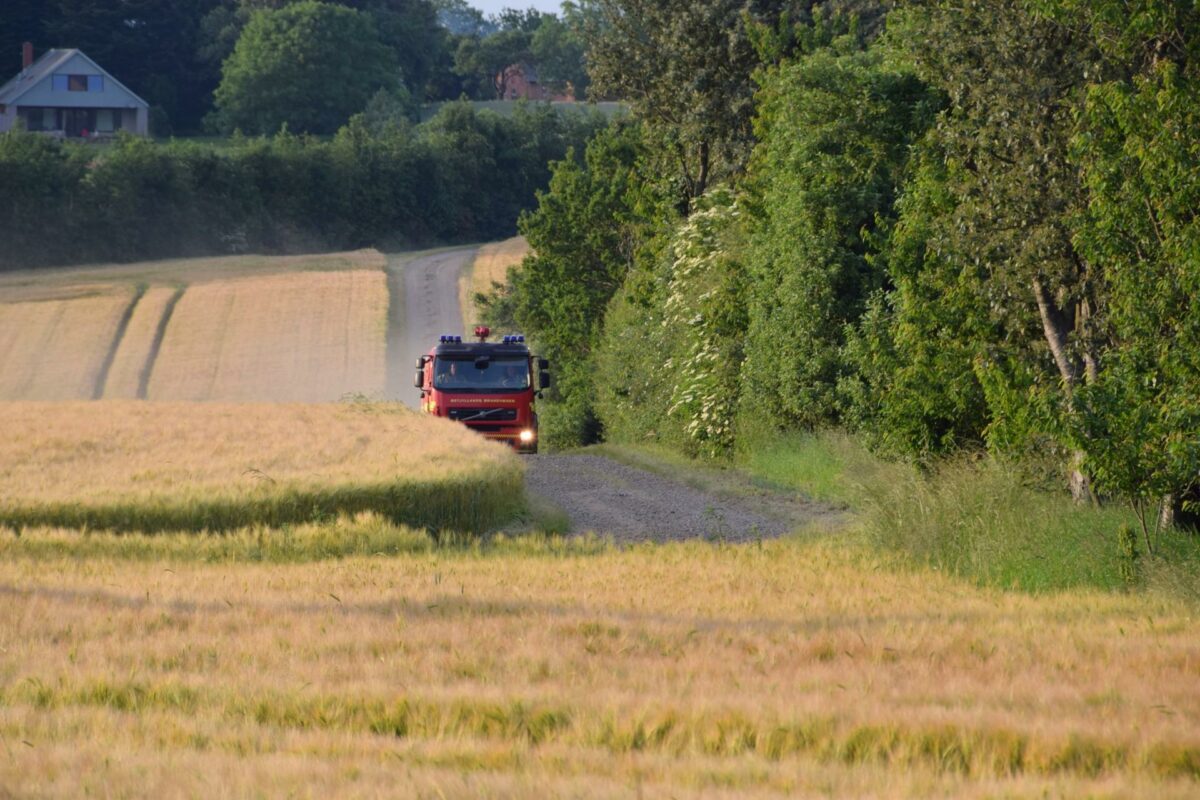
[{"xmin": 471, "ymin": 0, "xmax": 564, "ymax": 15}]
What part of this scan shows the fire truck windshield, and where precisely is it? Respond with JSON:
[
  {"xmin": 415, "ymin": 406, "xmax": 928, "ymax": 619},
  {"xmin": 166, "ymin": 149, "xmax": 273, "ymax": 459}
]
[{"xmin": 433, "ymin": 357, "xmax": 530, "ymax": 392}]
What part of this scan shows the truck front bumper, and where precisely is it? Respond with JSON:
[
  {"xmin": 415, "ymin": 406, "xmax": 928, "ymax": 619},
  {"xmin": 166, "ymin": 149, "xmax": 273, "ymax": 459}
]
[{"xmin": 468, "ymin": 426, "xmax": 538, "ymax": 454}]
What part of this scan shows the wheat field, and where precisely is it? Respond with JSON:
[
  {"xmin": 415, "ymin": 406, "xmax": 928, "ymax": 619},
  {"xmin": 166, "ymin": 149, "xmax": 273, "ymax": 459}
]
[
  {"xmin": 100, "ymin": 286, "xmax": 183, "ymax": 399},
  {"xmin": 0, "ymin": 401, "xmax": 521, "ymax": 533},
  {"xmin": 0, "ymin": 534, "xmax": 1196, "ymax": 798},
  {"xmin": 460, "ymin": 236, "xmax": 529, "ymax": 329},
  {"xmin": 146, "ymin": 270, "xmax": 387, "ymax": 402},
  {"xmin": 0, "ymin": 250, "xmax": 388, "ymax": 402},
  {"xmin": 0, "ymin": 286, "xmax": 136, "ymax": 400}
]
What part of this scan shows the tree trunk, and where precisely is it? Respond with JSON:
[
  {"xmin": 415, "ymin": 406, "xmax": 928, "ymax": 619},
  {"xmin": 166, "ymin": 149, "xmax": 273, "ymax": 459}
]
[
  {"xmin": 1159, "ymin": 493, "xmax": 1176, "ymax": 531},
  {"xmin": 1033, "ymin": 279, "xmax": 1093, "ymax": 503},
  {"xmin": 695, "ymin": 140, "xmax": 709, "ymax": 198},
  {"xmin": 1033, "ymin": 279, "xmax": 1078, "ymax": 388}
]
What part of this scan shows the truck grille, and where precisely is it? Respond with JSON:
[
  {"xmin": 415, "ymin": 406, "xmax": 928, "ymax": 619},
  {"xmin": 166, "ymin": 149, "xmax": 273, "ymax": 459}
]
[{"xmin": 448, "ymin": 407, "xmax": 517, "ymax": 422}]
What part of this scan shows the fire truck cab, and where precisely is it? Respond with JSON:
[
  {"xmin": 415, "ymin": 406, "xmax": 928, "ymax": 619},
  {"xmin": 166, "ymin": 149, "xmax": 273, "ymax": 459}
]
[{"xmin": 414, "ymin": 326, "xmax": 550, "ymax": 454}]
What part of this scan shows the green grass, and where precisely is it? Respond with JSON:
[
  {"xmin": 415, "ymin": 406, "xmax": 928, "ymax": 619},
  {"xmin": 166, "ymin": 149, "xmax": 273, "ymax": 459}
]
[
  {"xmin": 736, "ymin": 429, "xmax": 902, "ymax": 506},
  {"xmin": 735, "ymin": 430, "xmax": 1200, "ymax": 598}
]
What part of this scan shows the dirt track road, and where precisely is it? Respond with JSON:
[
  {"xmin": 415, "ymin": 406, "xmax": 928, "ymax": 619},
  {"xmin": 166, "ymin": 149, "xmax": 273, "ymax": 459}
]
[
  {"xmin": 386, "ymin": 249, "xmax": 473, "ymax": 408},
  {"xmin": 386, "ymin": 247, "xmax": 834, "ymax": 541},
  {"xmin": 523, "ymin": 454, "xmax": 840, "ymax": 542}
]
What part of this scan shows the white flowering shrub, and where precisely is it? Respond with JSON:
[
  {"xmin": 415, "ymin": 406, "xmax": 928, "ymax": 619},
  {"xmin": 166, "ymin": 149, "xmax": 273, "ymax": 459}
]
[{"xmin": 663, "ymin": 188, "xmax": 747, "ymax": 457}]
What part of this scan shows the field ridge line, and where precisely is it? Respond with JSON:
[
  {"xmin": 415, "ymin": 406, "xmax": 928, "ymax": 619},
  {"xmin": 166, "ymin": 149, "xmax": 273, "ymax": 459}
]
[
  {"xmin": 137, "ymin": 286, "xmax": 186, "ymax": 400},
  {"xmin": 92, "ymin": 285, "xmax": 147, "ymax": 400}
]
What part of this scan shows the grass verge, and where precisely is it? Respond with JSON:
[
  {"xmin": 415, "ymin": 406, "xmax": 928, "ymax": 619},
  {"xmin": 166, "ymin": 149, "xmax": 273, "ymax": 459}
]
[{"xmin": 736, "ymin": 430, "xmax": 1200, "ymax": 597}]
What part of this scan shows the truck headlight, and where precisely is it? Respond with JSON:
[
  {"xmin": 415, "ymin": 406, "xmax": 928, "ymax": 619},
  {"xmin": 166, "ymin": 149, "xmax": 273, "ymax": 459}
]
[{"xmin": 519, "ymin": 430, "xmax": 534, "ymax": 443}]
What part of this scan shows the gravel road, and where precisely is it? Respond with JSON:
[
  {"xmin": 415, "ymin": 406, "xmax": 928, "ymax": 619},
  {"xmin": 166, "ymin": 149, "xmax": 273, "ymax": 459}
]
[
  {"xmin": 524, "ymin": 454, "xmax": 837, "ymax": 543},
  {"xmin": 386, "ymin": 249, "xmax": 473, "ymax": 408},
  {"xmin": 384, "ymin": 247, "xmax": 834, "ymax": 542}
]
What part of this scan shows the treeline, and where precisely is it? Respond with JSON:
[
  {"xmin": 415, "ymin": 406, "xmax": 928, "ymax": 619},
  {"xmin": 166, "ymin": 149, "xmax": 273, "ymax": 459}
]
[
  {"xmin": 487, "ymin": 0, "xmax": 1200, "ymax": 552},
  {"xmin": 0, "ymin": 0, "xmax": 586, "ymax": 135},
  {"xmin": 0, "ymin": 102, "xmax": 606, "ymax": 268}
]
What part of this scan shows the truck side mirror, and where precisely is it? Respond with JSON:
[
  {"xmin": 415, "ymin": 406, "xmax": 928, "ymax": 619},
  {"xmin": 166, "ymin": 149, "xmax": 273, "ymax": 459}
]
[
  {"xmin": 413, "ymin": 370, "xmax": 424, "ymax": 389},
  {"xmin": 539, "ymin": 371, "xmax": 551, "ymax": 390},
  {"xmin": 414, "ymin": 356, "xmax": 426, "ymax": 369},
  {"xmin": 538, "ymin": 358, "xmax": 549, "ymax": 370}
]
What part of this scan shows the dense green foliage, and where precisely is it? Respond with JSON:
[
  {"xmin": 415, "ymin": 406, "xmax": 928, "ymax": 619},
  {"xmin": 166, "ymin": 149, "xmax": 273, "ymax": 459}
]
[
  {"xmin": 0, "ymin": 102, "xmax": 605, "ymax": 269},
  {"xmin": 492, "ymin": 0, "xmax": 1200, "ymax": 583},
  {"xmin": 483, "ymin": 121, "xmax": 661, "ymax": 447},
  {"xmin": 213, "ymin": 2, "xmax": 399, "ymax": 135},
  {"xmin": 739, "ymin": 31, "xmax": 940, "ymax": 433}
]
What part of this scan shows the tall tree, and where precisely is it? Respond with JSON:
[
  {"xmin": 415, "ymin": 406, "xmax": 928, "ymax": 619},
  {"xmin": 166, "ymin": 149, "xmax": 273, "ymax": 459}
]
[
  {"xmin": 883, "ymin": 0, "xmax": 1102, "ymax": 496},
  {"xmin": 1040, "ymin": 0, "xmax": 1200, "ymax": 535},
  {"xmin": 531, "ymin": 12, "xmax": 589, "ymax": 96},
  {"xmin": 213, "ymin": 1, "xmax": 399, "ymax": 134},
  {"xmin": 452, "ymin": 25, "xmax": 535, "ymax": 98},
  {"xmin": 202, "ymin": 1, "xmax": 445, "ymax": 101},
  {"xmin": 340, "ymin": 0, "xmax": 446, "ymax": 98},
  {"xmin": 581, "ymin": 0, "xmax": 768, "ymax": 205},
  {"xmin": 739, "ymin": 30, "xmax": 939, "ymax": 433},
  {"xmin": 580, "ymin": 0, "xmax": 849, "ymax": 207}
]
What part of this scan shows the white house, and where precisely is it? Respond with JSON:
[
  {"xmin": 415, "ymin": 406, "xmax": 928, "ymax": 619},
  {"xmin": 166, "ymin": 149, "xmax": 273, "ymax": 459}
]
[{"xmin": 0, "ymin": 44, "xmax": 150, "ymax": 137}]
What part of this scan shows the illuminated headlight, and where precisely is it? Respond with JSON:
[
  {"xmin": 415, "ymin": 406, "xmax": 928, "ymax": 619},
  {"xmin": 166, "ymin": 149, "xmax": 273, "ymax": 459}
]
[{"xmin": 519, "ymin": 430, "xmax": 535, "ymax": 443}]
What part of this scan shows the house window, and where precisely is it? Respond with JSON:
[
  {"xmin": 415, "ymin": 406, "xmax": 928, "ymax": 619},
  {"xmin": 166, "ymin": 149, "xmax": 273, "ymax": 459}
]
[
  {"xmin": 51, "ymin": 74, "xmax": 102, "ymax": 92},
  {"xmin": 22, "ymin": 108, "xmax": 62, "ymax": 132},
  {"xmin": 96, "ymin": 109, "xmax": 119, "ymax": 132}
]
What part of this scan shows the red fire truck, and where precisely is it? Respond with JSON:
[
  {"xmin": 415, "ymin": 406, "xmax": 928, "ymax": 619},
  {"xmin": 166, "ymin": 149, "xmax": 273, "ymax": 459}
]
[{"xmin": 414, "ymin": 326, "xmax": 550, "ymax": 454}]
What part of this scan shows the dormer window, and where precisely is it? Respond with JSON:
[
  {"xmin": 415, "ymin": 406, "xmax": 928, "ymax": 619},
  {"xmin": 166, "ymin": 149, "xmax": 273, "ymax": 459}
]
[{"xmin": 52, "ymin": 74, "xmax": 103, "ymax": 92}]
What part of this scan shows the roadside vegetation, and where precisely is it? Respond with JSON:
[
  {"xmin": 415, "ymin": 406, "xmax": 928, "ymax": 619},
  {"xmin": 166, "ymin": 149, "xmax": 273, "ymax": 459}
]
[
  {"xmin": 0, "ymin": 402, "xmax": 521, "ymax": 534},
  {"xmin": 482, "ymin": 1, "xmax": 1200, "ymax": 598}
]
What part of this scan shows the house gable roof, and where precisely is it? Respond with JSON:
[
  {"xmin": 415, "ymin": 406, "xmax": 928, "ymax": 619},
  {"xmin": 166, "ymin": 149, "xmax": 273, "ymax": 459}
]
[{"xmin": 0, "ymin": 48, "xmax": 148, "ymax": 108}]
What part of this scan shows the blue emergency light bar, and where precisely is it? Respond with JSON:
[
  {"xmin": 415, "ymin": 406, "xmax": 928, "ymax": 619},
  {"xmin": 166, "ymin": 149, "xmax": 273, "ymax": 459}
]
[
  {"xmin": 501, "ymin": 335, "xmax": 527, "ymax": 344},
  {"xmin": 439, "ymin": 335, "xmax": 463, "ymax": 343}
]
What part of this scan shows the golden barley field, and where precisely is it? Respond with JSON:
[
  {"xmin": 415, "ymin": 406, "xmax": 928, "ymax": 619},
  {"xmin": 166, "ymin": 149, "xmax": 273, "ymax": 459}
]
[
  {"xmin": 0, "ymin": 401, "xmax": 521, "ymax": 533},
  {"xmin": 146, "ymin": 270, "xmax": 386, "ymax": 402},
  {"xmin": 0, "ymin": 250, "xmax": 388, "ymax": 402},
  {"xmin": 100, "ymin": 286, "xmax": 182, "ymax": 400},
  {"xmin": 460, "ymin": 236, "xmax": 529, "ymax": 329},
  {"xmin": 0, "ymin": 533, "xmax": 1197, "ymax": 798},
  {"xmin": 0, "ymin": 285, "xmax": 136, "ymax": 400}
]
